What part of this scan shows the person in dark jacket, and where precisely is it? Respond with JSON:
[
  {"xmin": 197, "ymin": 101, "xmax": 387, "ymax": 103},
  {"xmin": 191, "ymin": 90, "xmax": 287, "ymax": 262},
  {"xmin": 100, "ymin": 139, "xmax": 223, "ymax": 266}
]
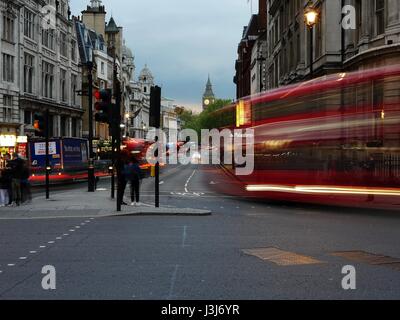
[
  {"xmin": 2, "ymin": 153, "xmax": 12, "ymax": 205},
  {"xmin": 123, "ymin": 157, "xmax": 143, "ymax": 206},
  {"xmin": 7, "ymin": 154, "xmax": 24, "ymax": 206},
  {"xmin": 0, "ymin": 169, "xmax": 10, "ymax": 207},
  {"xmin": 20, "ymin": 159, "xmax": 32, "ymax": 204}
]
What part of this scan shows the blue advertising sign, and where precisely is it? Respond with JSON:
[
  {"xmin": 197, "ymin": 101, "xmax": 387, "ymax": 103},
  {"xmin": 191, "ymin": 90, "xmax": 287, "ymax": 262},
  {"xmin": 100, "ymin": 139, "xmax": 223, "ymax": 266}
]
[
  {"xmin": 62, "ymin": 138, "xmax": 88, "ymax": 165},
  {"xmin": 29, "ymin": 140, "xmax": 62, "ymax": 168}
]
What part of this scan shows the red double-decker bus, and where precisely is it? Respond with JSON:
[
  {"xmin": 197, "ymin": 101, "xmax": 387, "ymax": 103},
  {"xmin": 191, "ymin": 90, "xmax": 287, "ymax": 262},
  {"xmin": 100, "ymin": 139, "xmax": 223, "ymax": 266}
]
[{"xmin": 212, "ymin": 65, "xmax": 400, "ymax": 210}]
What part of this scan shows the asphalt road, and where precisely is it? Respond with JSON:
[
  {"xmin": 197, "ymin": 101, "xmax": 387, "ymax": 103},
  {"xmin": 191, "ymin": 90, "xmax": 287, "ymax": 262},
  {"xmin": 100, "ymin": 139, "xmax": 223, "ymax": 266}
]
[{"xmin": 1, "ymin": 164, "xmax": 400, "ymax": 299}]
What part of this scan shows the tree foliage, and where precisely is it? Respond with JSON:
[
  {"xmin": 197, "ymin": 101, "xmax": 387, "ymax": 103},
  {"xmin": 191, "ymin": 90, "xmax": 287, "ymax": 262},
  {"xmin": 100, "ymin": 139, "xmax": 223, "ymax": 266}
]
[{"xmin": 181, "ymin": 99, "xmax": 233, "ymax": 136}]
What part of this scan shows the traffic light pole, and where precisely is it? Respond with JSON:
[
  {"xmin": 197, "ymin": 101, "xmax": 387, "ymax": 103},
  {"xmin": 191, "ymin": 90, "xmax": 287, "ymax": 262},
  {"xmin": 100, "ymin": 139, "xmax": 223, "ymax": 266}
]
[
  {"xmin": 87, "ymin": 61, "xmax": 96, "ymax": 192},
  {"xmin": 115, "ymin": 80, "xmax": 122, "ymax": 212},
  {"xmin": 45, "ymin": 109, "xmax": 50, "ymax": 200},
  {"xmin": 150, "ymin": 86, "xmax": 161, "ymax": 208}
]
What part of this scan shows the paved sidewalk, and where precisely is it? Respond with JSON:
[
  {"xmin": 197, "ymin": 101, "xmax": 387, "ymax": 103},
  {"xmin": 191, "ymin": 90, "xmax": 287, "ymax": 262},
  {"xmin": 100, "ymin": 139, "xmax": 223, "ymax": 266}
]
[{"xmin": 0, "ymin": 188, "xmax": 211, "ymax": 219}]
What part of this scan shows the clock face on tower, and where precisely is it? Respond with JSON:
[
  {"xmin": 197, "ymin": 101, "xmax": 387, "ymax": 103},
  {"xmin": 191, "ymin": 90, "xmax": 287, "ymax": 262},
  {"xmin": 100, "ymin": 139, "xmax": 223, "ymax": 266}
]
[{"xmin": 204, "ymin": 99, "xmax": 210, "ymax": 106}]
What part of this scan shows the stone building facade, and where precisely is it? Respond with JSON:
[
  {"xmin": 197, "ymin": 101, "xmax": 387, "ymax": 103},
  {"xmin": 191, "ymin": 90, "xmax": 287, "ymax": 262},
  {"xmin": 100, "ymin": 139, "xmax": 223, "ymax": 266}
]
[{"xmin": 0, "ymin": 0, "xmax": 82, "ymax": 156}]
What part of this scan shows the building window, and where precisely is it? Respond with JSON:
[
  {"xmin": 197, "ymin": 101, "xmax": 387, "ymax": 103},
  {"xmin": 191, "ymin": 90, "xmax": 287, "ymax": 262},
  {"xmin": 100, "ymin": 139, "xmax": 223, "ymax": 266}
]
[
  {"xmin": 24, "ymin": 53, "xmax": 34, "ymax": 94},
  {"xmin": 24, "ymin": 110, "xmax": 32, "ymax": 125},
  {"xmin": 2, "ymin": 13, "xmax": 15, "ymax": 42},
  {"xmin": 60, "ymin": 32, "xmax": 67, "ymax": 57},
  {"xmin": 42, "ymin": 61, "xmax": 54, "ymax": 99},
  {"xmin": 71, "ymin": 40, "xmax": 76, "ymax": 61},
  {"xmin": 24, "ymin": 9, "xmax": 35, "ymax": 39},
  {"xmin": 42, "ymin": 29, "xmax": 55, "ymax": 50},
  {"xmin": 71, "ymin": 74, "xmax": 77, "ymax": 105},
  {"xmin": 2, "ymin": 54, "xmax": 14, "ymax": 82},
  {"xmin": 71, "ymin": 118, "xmax": 77, "ymax": 137},
  {"xmin": 101, "ymin": 62, "xmax": 105, "ymax": 74},
  {"xmin": 375, "ymin": 0, "xmax": 385, "ymax": 36},
  {"xmin": 60, "ymin": 69, "xmax": 67, "ymax": 102},
  {"xmin": 2, "ymin": 95, "xmax": 13, "ymax": 122},
  {"xmin": 60, "ymin": 116, "xmax": 67, "ymax": 137}
]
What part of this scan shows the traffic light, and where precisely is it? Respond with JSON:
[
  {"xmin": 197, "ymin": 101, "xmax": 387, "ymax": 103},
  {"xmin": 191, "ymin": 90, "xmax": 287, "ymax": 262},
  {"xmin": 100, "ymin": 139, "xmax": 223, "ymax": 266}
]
[
  {"xmin": 149, "ymin": 86, "xmax": 161, "ymax": 128},
  {"xmin": 94, "ymin": 89, "xmax": 113, "ymax": 124},
  {"xmin": 33, "ymin": 113, "xmax": 45, "ymax": 137}
]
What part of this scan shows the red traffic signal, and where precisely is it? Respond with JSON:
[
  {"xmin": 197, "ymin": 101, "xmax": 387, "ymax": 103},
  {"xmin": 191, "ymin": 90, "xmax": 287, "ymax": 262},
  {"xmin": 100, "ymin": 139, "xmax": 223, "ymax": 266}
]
[{"xmin": 94, "ymin": 89, "xmax": 113, "ymax": 124}]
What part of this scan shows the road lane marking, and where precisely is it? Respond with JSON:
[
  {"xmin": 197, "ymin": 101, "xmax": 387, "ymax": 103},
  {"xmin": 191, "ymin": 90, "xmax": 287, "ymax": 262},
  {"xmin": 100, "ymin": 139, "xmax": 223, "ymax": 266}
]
[
  {"xmin": 48, "ymin": 241, "xmax": 55, "ymax": 244},
  {"xmin": 184, "ymin": 170, "xmax": 196, "ymax": 193},
  {"xmin": 19, "ymin": 257, "xmax": 27, "ymax": 260},
  {"xmin": 56, "ymin": 237, "xmax": 62, "ymax": 240},
  {"xmin": 182, "ymin": 226, "xmax": 188, "ymax": 248},
  {"xmin": 243, "ymin": 247, "xmax": 324, "ymax": 266},
  {"xmin": 39, "ymin": 246, "xmax": 46, "ymax": 248},
  {"xmin": 167, "ymin": 264, "xmax": 180, "ymax": 300},
  {"xmin": 7, "ymin": 264, "xmax": 15, "ymax": 267},
  {"xmin": 30, "ymin": 251, "xmax": 37, "ymax": 254}
]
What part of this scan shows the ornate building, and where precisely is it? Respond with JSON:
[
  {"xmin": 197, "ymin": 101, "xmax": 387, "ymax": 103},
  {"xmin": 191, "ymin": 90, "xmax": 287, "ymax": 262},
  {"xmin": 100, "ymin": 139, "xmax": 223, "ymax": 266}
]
[
  {"xmin": 0, "ymin": 0, "xmax": 83, "ymax": 157},
  {"xmin": 202, "ymin": 75, "xmax": 215, "ymax": 110},
  {"xmin": 127, "ymin": 65, "xmax": 153, "ymax": 138}
]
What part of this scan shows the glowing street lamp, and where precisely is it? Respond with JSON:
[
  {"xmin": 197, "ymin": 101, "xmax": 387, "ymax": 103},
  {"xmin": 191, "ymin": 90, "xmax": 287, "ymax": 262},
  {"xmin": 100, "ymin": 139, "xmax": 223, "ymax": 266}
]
[{"xmin": 304, "ymin": 7, "xmax": 318, "ymax": 78}]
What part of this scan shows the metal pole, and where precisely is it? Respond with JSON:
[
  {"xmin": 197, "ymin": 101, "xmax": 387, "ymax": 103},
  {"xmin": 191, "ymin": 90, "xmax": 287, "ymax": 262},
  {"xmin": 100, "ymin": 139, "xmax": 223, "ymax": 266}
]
[
  {"xmin": 309, "ymin": 26, "xmax": 313, "ymax": 78},
  {"xmin": 111, "ymin": 48, "xmax": 116, "ymax": 200},
  {"xmin": 115, "ymin": 80, "xmax": 122, "ymax": 212},
  {"xmin": 45, "ymin": 109, "xmax": 50, "ymax": 199},
  {"xmin": 87, "ymin": 61, "xmax": 95, "ymax": 192}
]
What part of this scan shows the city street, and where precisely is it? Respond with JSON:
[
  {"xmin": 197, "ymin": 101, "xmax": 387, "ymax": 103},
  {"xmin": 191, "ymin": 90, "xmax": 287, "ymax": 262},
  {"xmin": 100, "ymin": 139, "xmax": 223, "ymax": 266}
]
[{"xmin": 0, "ymin": 164, "xmax": 400, "ymax": 300}]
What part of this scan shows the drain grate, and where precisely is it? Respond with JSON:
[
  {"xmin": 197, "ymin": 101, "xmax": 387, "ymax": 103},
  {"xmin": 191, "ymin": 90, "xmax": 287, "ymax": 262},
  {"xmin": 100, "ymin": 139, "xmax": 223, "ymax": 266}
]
[
  {"xmin": 243, "ymin": 247, "xmax": 323, "ymax": 266},
  {"xmin": 332, "ymin": 251, "xmax": 400, "ymax": 271}
]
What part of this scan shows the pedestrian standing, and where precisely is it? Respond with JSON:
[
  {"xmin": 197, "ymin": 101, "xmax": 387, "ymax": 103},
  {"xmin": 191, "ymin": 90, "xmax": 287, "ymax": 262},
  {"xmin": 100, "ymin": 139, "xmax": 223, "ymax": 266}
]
[
  {"xmin": 124, "ymin": 157, "xmax": 143, "ymax": 207},
  {"xmin": 21, "ymin": 159, "xmax": 32, "ymax": 204},
  {"xmin": 3, "ymin": 153, "xmax": 13, "ymax": 206},
  {"xmin": 8, "ymin": 153, "xmax": 23, "ymax": 206},
  {"xmin": 116, "ymin": 156, "xmax": 128, "ymax": 206},
  {"xmin": 0, "ymin": 169, "xmax": 10, "ymax": 207}
]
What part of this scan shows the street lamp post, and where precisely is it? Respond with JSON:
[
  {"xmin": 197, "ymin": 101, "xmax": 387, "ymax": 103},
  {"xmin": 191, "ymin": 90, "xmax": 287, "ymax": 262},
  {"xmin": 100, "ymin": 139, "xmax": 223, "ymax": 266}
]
[
  {"xmin": 87, "ymin": 60, "xmax": 96, "ymax": 192},
  {"xmin": 304, "ymin": 7, "xmax": 318, "ymax": 78}
]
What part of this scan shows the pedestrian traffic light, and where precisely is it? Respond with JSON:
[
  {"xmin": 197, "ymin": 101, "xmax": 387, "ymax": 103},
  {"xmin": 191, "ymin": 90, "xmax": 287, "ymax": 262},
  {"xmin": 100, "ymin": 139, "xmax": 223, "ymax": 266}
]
[
  {"xmin": 94, "ymin": 89, "xmax": 113, "ymax": 124},
  {"xmin": 33, "ymin": 113, "xmax": 45, "ymax": 137}
]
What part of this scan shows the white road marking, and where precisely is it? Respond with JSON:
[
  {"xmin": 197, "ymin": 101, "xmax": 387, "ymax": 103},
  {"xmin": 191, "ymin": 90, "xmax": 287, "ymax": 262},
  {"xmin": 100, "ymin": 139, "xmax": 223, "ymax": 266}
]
[
  {"xmin": 30, "ymin": 251, "xmax": 37, "ymax": 254},
  {"xmin": 48, "ymin": 241, "xmax": 55, "ymax": 244},
  {"xmin": 7, "ymin": 264, "xmax": 15, "ymax": 267},
  {"xmin": 69, "ymin": 230, "xmax": 75, "ymax": 232},
  {"xmin": 184, "ymin": 170, "xmax": 196, "ymax": 193},
  {"xmin": 85, "ymin": 221, "xmax": 90, "ymax": 223},
  {"xmin": 19, "ymin": 257, "xmax": 27, "ymax": 260},
  {"xmin": 39, "ymin": 246, "xmax": 46, "ymax": 248},
  {"xmin": 182, "ymin": 226, "xmax": 188, "ymax": 248},
  {"xmin": 167, "ymin": 264, "xmax": 179, "ymax": 300},
  {"xmin": 75, "ymin": 226, "xmax": 80, "ymax": 229},
  {"xmin": 56, "ymin": 237, "xmax": 62, "ymax": 240},
  {"xmin": 63, "ymin": 234, "xmax": 69, "ymax": 236},
  {"xmin": 159, "ymin": 181, "xmax": 164, "ymax": 185}
]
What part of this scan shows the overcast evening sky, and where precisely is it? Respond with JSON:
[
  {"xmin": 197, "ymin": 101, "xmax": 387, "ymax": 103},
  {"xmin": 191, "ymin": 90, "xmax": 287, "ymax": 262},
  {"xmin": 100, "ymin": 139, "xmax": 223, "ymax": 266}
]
[{"xmin": 70, "ymin": 0, "xmax": 258, "ymax": 112}]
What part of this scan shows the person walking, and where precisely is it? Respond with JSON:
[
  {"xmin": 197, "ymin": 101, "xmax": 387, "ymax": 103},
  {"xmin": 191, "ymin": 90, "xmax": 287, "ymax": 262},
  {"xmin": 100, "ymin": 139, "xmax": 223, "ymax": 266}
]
[{"xmin": 123, "ymin": 157, "xmax": 143, "ymax": 207}]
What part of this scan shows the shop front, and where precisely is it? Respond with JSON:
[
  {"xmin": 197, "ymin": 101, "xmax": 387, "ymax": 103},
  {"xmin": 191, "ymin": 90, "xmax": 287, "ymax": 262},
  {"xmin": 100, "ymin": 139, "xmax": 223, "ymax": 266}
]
[{"xmin": 0, "ymin": 135, "xmax": 28, "ymax": 168}]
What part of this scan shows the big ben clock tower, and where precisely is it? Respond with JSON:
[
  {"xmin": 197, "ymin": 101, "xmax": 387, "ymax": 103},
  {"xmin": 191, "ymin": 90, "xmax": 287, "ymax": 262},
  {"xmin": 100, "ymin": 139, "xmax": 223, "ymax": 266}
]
[{"xmin": 202, "ymin": 75, "xmax": 215, "ymax": 110}]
